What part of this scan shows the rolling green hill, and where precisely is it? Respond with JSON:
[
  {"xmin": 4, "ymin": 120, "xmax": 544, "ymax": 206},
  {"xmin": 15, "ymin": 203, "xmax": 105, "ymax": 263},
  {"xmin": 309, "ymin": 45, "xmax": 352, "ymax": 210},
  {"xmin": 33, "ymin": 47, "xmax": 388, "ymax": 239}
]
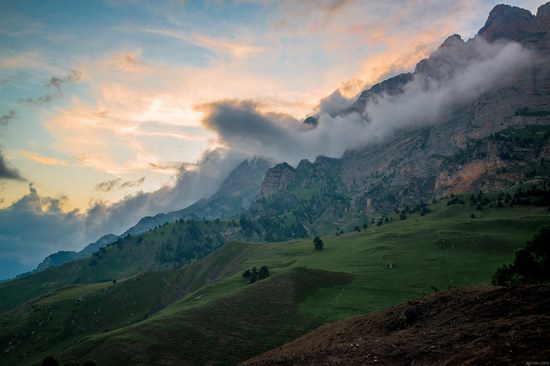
[{"xmin": 1, "ymin": 200, "xmax": 549, "ymax": 365}]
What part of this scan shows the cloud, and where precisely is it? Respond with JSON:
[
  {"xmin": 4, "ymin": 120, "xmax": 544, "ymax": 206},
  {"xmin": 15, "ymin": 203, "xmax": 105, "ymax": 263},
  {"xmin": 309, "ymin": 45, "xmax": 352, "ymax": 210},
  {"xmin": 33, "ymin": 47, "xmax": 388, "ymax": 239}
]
[
  {"xmin": 139, "ymin": 27, "xmax": 266, "ymax": 60},
  {"xmin": 101, "ymin": 50, "xmax": 151, "ymax": 74},
  {"xmin": 0, "ymin": 183, "xmax": 83, "ymax": 275},
  {"xmin": 20, "ymin": 70, "xmax": 82, "ymax": 105},
  {"xmin": 19, "ymin": 150, "xmax": 73, "ymax": 166},
  {"xmin": 95, "ymin": 178, "xmax": 122, "ymax": 192},
  {"xmin": 0, "ymin": 148, "xmax": 245, "ymax": 278},
  {"xmin": 0, "ymin": 109, "xmax": 23, "ymax": 181},
  {"xmin": 120, "ymin": 176, "xmax": 145, "ymax": 188},
  {"xmin": 0, "ymin": 110, "xmax": 16, "ymax": 126},
  {"xmin": 95, "ymin": 176, "xmax": 146, "ymax": 191},
  {"xmin": 45, "ymin": 70, "xmax": 82, "ymax": 94},
  {"xmin": 201, "ymin": 39, "xmax": 533, "ymax": 164},
  {"xmin": 316, "ymin": 89, "xmax": 355, "ymax": 116},
  {"xmin": 0, "ymin": 151, "xmax": 25, "ymax": 181}
]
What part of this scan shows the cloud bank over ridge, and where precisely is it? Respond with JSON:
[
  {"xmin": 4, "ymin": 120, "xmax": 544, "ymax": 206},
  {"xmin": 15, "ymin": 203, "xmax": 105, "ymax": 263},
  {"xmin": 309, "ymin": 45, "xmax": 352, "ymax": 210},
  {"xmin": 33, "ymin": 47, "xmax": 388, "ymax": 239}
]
[{"xmin": 201, "ymin": 39, "xmax": 533, "ymax": 164}]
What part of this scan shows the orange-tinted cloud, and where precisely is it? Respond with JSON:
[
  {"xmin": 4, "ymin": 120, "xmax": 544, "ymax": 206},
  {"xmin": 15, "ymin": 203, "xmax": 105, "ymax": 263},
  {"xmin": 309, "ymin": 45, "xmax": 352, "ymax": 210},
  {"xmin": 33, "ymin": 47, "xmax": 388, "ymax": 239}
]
[{"xmin": 19, "ymin": 150, "xmax": 72, "ymax": 166}]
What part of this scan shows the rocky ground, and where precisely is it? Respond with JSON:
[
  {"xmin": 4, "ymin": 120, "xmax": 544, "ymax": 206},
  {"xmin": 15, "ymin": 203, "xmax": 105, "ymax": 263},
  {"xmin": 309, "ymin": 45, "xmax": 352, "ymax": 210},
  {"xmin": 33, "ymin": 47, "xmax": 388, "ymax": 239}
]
[{"xmin": 242, "ymin": 285, "xmax": 550, "ymax": 366}]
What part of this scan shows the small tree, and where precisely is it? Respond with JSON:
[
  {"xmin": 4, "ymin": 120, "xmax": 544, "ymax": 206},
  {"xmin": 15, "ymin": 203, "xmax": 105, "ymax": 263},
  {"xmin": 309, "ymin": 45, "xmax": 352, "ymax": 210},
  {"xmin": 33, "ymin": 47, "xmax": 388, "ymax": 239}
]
[
  {"xmin": 313, "ymin": 236, "xmax": 324, "ymax": 250},
  {"xmin": 242, "ymin": 269, "xmax": 251, "ymax": 279}
]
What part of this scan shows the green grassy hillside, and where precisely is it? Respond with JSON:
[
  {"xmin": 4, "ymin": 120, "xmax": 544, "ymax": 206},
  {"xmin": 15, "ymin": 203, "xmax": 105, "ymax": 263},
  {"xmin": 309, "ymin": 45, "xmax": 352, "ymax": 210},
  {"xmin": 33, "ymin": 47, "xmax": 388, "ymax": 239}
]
[
  {"xmin": 1, "ymin": 202, "xmax": 549, "ymax": 365},
  {"xmin": 0, "ymin": 219, "xmax": 232, "ymax": 314}
]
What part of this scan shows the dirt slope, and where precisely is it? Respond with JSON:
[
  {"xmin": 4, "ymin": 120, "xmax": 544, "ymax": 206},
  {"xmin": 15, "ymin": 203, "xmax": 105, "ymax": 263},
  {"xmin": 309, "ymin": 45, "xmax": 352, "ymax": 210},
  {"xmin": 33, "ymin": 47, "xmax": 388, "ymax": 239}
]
[{"xmin": 242, "ymin": 285, "xmax": 550, "ymax": 365}]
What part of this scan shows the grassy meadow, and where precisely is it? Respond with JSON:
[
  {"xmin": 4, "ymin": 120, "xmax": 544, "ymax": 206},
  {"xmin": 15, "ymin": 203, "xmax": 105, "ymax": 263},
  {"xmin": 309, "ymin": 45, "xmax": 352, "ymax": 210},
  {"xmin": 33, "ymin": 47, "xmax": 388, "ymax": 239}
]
[{"xmin": 1, "ymin": 201, "xmax": 549, "ymax": 365}]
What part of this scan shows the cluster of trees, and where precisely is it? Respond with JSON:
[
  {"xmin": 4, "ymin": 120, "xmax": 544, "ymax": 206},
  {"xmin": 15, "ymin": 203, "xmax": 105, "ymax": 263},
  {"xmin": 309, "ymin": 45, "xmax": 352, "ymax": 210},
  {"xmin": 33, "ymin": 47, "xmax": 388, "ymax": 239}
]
[
  {"xmin": 155, "ymin": 220, "xmax": 224, "ymax": 265},
  {"xmin": 492, "ymin": 227, "xmax": 550, "ymax": 286},
  {"xmin": 242, "ymin": 266, "xmax": 270, "ymax": 284},
  {"xmin": 233, "ymin": 213, "xmax": 308, "ymax": 242},
  {"xmin": 465, "ymin": 186, "xmax": 550, "ymax": 211},
  {"xmin": 258, "ymin": 215, "xmax": 308, "ymax": 242},
  {"xmin": 373, "ymin": 216, "xmax": 392, "ymax": 226},
  {"xmin": 511, "ymin": 185, "xmax": 550, "ymax": 208},
  {"xmin": 447, "ymin": 194, "xmax": 466, "ymax": 206}
]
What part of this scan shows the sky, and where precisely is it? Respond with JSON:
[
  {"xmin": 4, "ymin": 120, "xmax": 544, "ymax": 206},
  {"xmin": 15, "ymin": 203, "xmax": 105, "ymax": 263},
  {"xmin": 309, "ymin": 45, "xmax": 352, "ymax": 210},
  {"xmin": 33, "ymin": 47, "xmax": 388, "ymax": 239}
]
[{"xmin": 0, "ymin": 0, "xmax": 546, "ymax": 278}]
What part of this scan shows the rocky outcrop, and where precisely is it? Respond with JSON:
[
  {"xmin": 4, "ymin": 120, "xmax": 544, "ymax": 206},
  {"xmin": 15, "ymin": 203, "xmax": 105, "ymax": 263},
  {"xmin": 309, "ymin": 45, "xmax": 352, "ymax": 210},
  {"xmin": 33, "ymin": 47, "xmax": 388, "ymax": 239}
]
[
  {"xmin": 351, "ymin": 73, "xmax": 413, "ymax": 113},
  {"xmin": 478, "ymin": 4, "xmax": 535, "ymax": 43},
  {"xmin": 260, "ymin": 162, "xmax": 296, "ymax": 198},
  {"xmin": 534, "ymin": 2, "xmax": 550, "ymax": 32}
]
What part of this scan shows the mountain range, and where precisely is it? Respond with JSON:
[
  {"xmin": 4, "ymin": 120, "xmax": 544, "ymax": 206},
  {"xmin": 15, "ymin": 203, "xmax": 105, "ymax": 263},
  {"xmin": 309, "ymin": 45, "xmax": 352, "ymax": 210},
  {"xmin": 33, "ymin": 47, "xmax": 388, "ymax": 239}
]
[
  {"xmin": 34, "ymin": 3, "xmax": 550, "ymax": 274},
  {"xmin": 3, "ymin": 3, "xmax": 550, "ymax": 365}
]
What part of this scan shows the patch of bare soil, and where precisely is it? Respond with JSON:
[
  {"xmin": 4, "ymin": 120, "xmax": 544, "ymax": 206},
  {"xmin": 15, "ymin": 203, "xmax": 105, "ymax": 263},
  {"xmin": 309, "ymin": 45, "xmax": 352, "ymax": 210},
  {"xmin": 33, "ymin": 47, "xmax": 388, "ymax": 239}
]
[{"xmin": 242, "ymin": 285, "xmax": 550, "ymax": 365}]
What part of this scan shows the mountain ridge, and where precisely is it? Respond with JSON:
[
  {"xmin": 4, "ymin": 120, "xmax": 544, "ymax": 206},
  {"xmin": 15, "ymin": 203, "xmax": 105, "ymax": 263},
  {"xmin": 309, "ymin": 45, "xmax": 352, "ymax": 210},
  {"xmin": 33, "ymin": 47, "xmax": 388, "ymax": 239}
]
[{"xmin": 32, "ymin": 1, "xmax": 550, "ymax": 273}]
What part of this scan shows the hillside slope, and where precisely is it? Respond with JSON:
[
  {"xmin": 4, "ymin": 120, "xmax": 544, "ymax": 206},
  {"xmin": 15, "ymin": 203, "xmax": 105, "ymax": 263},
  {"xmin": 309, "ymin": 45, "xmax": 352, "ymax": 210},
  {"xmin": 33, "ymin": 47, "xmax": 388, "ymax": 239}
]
[
  {"xmin": 2, "ymin": 202, "xmax": 549, "ymax": 365},
  {"xmin": 34, "ymin": 158, "xmax": 274, "ymax": 273},
  {"xmin": 243, "ymin": 285, "xmax": 550, "ymax": 366}
]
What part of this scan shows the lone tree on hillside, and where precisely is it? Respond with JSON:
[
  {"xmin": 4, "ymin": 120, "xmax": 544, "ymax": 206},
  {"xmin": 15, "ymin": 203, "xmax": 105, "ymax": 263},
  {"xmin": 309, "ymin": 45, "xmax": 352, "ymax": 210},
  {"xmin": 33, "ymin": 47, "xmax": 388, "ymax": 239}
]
[{"xmin": 313, "ymin": 236, "xmax": 324, "ymax": 250}]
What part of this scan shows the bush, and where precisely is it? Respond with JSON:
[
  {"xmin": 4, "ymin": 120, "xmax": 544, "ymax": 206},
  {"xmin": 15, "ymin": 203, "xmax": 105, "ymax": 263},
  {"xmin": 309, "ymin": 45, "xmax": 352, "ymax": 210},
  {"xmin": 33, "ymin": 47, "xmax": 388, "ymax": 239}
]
[{"xmin": 492, "ymin": 227, "xmax": 550, "ymax": 286}]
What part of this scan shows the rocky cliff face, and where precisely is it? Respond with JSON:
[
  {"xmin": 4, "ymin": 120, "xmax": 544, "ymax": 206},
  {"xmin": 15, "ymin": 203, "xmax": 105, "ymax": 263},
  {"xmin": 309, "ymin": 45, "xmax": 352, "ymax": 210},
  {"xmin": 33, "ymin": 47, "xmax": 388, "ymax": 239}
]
[
  {"xmin": 253, "ymin": 2, "xmax": 550, "ymax": 220},
  {"xmin": 260, "ymin": 162, "xmax": 296, "ymax": 198},
  {"xmin": 124, "ymin": 157, "xmax": 274, "ymax": 236}
]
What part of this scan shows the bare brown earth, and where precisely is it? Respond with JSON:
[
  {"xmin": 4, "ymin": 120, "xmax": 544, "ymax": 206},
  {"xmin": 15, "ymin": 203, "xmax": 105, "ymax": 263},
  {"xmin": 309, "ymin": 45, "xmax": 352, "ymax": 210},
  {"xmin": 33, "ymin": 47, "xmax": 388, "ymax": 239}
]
[{"xmin": 242, "ymin": 285, "xmax": 550, "ymax": 366}]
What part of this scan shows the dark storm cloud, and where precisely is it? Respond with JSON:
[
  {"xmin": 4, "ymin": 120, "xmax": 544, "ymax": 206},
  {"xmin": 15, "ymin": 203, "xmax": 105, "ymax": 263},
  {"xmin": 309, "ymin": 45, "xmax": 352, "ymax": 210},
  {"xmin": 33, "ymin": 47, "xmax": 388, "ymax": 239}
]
[{"xmin": 0, "ymin": 151, "xmax": 24, "ymax": 181}]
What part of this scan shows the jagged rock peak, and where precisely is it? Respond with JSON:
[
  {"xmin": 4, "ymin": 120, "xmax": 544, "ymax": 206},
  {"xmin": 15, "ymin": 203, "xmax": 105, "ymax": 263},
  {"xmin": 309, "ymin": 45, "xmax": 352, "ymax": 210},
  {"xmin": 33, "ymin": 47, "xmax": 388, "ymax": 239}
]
[
  {"xmin": 260, "ymin": 162, "xmax": 296, "ymax": 198},
  {"xmin": 297, "ymin": 159, "xmax": 313, "ymax": 170},
  {"xmin": 217, "ymin": 156, "xmax": 273, "ymax": 195},
  {"xmin": 478, "ymin": 4, "xmax": 534, "ymax": 43},
  {"xmin": 440, "ymin": 34, "xmax": 464, "ymax": 48}
]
